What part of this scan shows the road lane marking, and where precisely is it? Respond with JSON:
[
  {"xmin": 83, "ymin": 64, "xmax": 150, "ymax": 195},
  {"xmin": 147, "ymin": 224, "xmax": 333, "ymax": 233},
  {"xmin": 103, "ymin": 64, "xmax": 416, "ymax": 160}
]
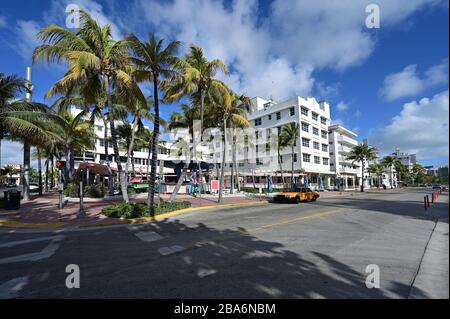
[
  {"xmin": 135, "ymin": 231, "xmax": 163, "ymax": 243},
  {"xmin": 0, "ymin": 235, "xmax": 64, "ymax": 265},
  {"xmin": 158, "ymin": 245, "xmax": 184, "ymax": 256},
  {"xmin": 0, "ymin": 276, "xmax": 29, "ymax": 299},
  {"xmin": 249, "ymin": 210, "xmax": 340, "ymax": 232},
  {"xmin": 0, "ymin": 235, "xmax": 64, "ymax": 248}
]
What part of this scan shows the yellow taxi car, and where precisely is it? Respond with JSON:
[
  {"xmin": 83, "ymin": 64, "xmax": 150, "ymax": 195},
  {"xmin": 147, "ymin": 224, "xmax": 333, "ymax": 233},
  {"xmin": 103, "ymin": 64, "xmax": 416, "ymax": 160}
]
[{"xmin": 272, "ymin": 186, "xmax": 320, "ymax": 203}]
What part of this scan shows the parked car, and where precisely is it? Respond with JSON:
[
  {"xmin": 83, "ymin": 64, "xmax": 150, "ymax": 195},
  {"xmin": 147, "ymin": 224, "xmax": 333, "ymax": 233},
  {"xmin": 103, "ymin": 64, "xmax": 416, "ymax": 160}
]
[
  {"xmin": 272, "ymin": 186, "xmax": 320, "ymax": 203},
  {"xmin": 29, "ymin": 183, "xmax": 39, "ymax": 192},
  {"xmin": 432, "ymin": 184, "xmax": 443, "ymax": 190},
  {"xmin": 6, "ymin": 182, "xmax": 17, "ymax": 188}
]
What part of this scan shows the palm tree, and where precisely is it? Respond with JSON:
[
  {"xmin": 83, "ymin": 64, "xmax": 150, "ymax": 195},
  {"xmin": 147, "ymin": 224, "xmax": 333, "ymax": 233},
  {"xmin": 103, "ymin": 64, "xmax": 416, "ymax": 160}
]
[
  {"xmin": 381, "ymin": 156, "xmax": 396, "ymax": 189},
  {"xmin": 280, "ymin": 123, "xmax": 300, "ymax": 188},
  {"xmin": 368, "ymin": 163, "xmax": 384, "ymax": 189},
  {"xmin": 167, "ymin": 103, "xmax": 199, "ymax": 202},
  {"xmin": 393, "ymin": 160, "xmax": 409, "ymax": 187},
  {"xmin": 165, "ymin": 45, "xmax": 228, "ymax": 194},
  {"xmin": 0, "ymin": 73, "xmax": 26, "ymax": 166},
  {"xmin": 0, "ymin": 73, "xmax": 27, "ymax": 193},
  {"xmin": 411, "ymin": 164, "xmax": 426, "ymax": 186},
  {"xmin": 346, "ymin": 144, "xmax": 378, "ymax": 192},
  {"xmin": 126, "ymin": 33, "xmax": 181, "ymax": 213},
  {"xmin": 277, "ymin": 131, "xmax": 289, "ymax": 189},
  {"xmin": 34, "ymin": 9, "xmax": 144, "ymax": 199},
  {"xmin": 227, "ymin": 94, "xmax": 252, "ymax": 193}
]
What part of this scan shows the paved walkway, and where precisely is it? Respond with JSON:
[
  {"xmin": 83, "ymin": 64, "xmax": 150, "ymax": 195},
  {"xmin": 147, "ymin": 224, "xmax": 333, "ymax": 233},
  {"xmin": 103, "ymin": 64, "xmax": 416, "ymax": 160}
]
[
  {"xmin": 0, "ymin": 188, "xmax": 418, "ymax": 227},
  {"xmin": 0, "ymin": 191, "xmax": 264, "ymax": 227}
]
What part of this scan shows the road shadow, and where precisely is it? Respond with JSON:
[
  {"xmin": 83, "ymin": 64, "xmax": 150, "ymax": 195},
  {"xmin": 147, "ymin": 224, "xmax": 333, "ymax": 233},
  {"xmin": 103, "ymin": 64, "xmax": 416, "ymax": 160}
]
[
  {"xmin": 311, "ymin": 192, "xmax": 449, "ymax": 222},
  {"xmin": 7, "ymin": 218, "xmax": 429, "ymax": 299}
]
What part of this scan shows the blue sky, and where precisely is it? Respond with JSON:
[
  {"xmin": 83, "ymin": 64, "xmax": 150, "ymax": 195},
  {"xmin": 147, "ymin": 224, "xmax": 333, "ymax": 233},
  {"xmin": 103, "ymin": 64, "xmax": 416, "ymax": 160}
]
[{"xmin": 0, "ymin": 0, "xmax": 448, "ymax": 167}]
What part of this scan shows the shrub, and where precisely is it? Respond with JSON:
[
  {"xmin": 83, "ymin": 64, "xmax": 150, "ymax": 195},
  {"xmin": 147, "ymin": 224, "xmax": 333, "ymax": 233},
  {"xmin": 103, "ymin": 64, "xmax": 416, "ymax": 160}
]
[
  {"xmin": 64, "ymin": 182, "xmax": 80, "ymax": 197},
  {"xmin": 101, "ymin": 200, "xmax": 191, "ymax": 219},
  {"xmin": 84, "ymin": 185, "xmax": 102, "ymax": 198}
]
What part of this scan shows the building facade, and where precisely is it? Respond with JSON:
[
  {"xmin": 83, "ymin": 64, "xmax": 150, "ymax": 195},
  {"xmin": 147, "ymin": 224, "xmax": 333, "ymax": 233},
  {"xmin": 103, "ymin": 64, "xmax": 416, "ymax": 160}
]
[
  {"xmin": 209, "ymin": 96, "xmax": 335, "ymax": 190},
  {"xmin": 328, "ymin": 125, "xmax": 361, "ymax": 190}
]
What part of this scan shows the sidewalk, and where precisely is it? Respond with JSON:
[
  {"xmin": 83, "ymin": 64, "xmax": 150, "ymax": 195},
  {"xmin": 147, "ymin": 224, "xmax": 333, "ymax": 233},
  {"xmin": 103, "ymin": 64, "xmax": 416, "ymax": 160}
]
[
  {"xmin": 0, "ymin": 191, "xmax": 265, "ymax": 228},
  {"xmin": 409, "ymin": 221, "xmax": 449, "ymax": 299}
]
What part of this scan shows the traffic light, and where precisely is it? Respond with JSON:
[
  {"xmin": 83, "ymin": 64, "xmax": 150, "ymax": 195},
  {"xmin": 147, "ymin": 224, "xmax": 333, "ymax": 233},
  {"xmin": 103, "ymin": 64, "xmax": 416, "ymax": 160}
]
[{"xmin": 55, "ymin": 160, "xmax": 66, "ymax": 170}]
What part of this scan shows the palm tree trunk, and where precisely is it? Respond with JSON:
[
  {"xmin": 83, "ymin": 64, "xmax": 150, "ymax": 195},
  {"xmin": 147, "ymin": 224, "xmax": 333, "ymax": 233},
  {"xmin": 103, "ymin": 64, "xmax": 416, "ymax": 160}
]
[
  {"xmin": 103, "ymin": 117, "xmax": 114, "ymax": 196},
  {"xmin": 291, "ymin": 145, "xmax": 294, "ymax": 187},
  {"xmin": 148, "ymin": 76, "xmax": 160, "ymax": 214},
  {"xmin": 22, "ymin": 141, "xmax": 30, "ymax": 200},
  {"xmin": 50, "ymin": 157, "xmax": 54, "ymax": 189},
  {"xmin": 361, "ymin": 161, "xmax": 365, "ymax": 192},
  {"xmin": 124, "ymin": 121, "xmax": 138, "ymax": 203},
  {"xmin": 218, "ymin": 118, "xmax": 227, "ymax": 203},
  {"xmin": 232, "ymin": 133, "xmax": 240, "ymax": 192},
  {"xmin": 278, "ymin": 146, "xmax": 285, "ymax": 189},
  {"xmin": 131, "ymin": 152, "xmax": 136, "ymax": 178},
  {"xmin": 105, "ymin": 76, "xmax": 127, "ymax": 201},
  {"xmin": 45, "ymin": 158, "xmax": 49, "ymax": 193},
  {"xmin": 63, "ymin": 145, "xmax": 70, "ymax": 186},
  {"xmin": 69, "ymin": 145, "xmax": 75, "ymax": 182},
  {"xmin": 196, "ymin": 89, "xmax": 206, "ymax": 198},
  {"xmin": 37, "ymin": 148, "xmax": 42, "ymax": 196}
]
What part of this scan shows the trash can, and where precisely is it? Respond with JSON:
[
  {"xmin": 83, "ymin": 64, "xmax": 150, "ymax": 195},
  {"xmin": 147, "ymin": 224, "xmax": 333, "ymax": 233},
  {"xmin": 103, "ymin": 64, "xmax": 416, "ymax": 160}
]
[{"xmin": 4, "ymin": 190, "xmax": 21, "ymax": 210}]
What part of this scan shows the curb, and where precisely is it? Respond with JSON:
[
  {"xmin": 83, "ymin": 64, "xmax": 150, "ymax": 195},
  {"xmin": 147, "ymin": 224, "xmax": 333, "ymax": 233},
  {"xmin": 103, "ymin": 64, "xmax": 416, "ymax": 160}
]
[{"xmin": 0, "ymin": 201, "xmax": 268, "ymax": 230}]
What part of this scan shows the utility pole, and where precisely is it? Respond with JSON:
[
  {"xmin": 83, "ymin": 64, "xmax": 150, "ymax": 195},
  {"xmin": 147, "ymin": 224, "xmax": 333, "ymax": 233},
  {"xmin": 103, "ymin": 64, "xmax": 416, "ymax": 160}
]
[{"xmin": 22, "ymin": 67, "xmax": 33, "ymax": 201}]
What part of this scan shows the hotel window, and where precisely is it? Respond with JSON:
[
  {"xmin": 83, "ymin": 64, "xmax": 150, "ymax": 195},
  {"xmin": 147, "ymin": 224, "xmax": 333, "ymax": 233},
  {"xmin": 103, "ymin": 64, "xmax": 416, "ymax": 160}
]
[
  {"xmin": 99, "ymin": 139, "xmax": 105, "ymax": 147},
  {"xmin": 280, "ymin": 155, "xmax": 283, "ymax": 163},
  {"xmin": 322, "ymin": 144, "xmax": 328, "ymax": 152},
  {"xmin": 266, "ymin": 143, "xmax": 271, "ymax": 153},
  {"xmin": 254, "ymin": 118, "xmax": 262, "ymax": 126},
  {"xmin": 268, "ymin": 114, "xmax": 272, "ymax": 120},
  {"xmin": 323, "ymin": 158, "xmax": 329, "ymax": 165},
  {"xmin": 276, "ymin": 112, "xmax": 281, "ymax": 120},
  {"xmin": 277, "ymin": 126, "xmax": 281, "ymax": 135},
  {"xmin": 301, "ymin": 122, "xmax": 309, "ymax": 132},
  {"xmin": 96, "ymin": 125, "xmax": 103, "ymax": 132},
  {"xmin": 256, "ymin": 158, "xmax": 263, "ymax": 166},
  {"xmin": 256, "ymin": 145, "xmax": 259, "ymax": 153},
  {"xmin": 312, "ymin": 112, "xmax": 318, "ymax": 121},
  {"xmin": 313, "ymin": 141, "xmax": 320, "ymax": 150},
  {"xmin": 303, "ymin": 153, "xmax": 311, "ymax": 163},
  {"xmin": 313, "ymin": 127, "xmax": 319, "ymax": 135},
  {"xmin": 314, "ymin": 156, "xmax": 321, "ymax": 164},
  {"xmin": 290, "ymin": 107, "xmax": 295, "ymax": 116},
  {"xmin": 302, "ymin": 138, "xmax": 310, "ymax": 147},
  {"xmin": 320, "ymin": 117, "xmax": 327, "ymax": 125},
  {"xmin": 266, "ymin": 128, "xmax": 271, "ymax": 139},
  {"xmin": 294, "ymin": 153, "xmax": 298, "ymax": 162},
  {"xmin": 301, "ymin": 107, "xmax": 308, "ymax": 116},
  {"xmin": 321, "ymin": 130, "xmax": 328, "ymax": 139}
]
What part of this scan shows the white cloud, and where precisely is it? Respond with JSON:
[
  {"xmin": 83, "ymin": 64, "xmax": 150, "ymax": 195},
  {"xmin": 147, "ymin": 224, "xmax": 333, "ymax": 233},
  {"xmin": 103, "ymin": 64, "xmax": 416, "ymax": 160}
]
[
  {"xmin": 10, "ymin": 0, "xmax": 123, "ymax": 63},
  {"xmin": 269, "ymin": 0, "xmax": 445, "ymax": 70},
  {"xmin": 336, "ymin": 101, "xmax": 349, "ymax": 112},
  {"xmin": 332, "ymin": 118, "xmax": 346, "ymax": 126},
  {"xmin": 13, "ymin": 20, "xmax": 42, "ymax": 63},
  {"xmin": 372, "ymin": 90, "xmax": 449, "ymax": 160},
  {"xmin": 0, "ymin": 15, "xmax": 6, "ymax": 28},
  {"xmin": 315, "ymin": 81, "xmax": 341, "ymax": 100},
  {"xmin": 137, "ymin": 0, "xmax": 443, "ymax": 100},
  {"xmin": 380, "ymin": 60, "xmax": 449, "ymax": 101}
]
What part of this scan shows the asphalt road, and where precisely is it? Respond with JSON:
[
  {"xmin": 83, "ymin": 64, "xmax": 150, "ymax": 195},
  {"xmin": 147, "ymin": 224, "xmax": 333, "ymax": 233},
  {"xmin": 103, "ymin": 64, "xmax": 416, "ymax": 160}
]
[{"xmin": 0, "ymin": 188, "xmax": 448, "ymax": 299}]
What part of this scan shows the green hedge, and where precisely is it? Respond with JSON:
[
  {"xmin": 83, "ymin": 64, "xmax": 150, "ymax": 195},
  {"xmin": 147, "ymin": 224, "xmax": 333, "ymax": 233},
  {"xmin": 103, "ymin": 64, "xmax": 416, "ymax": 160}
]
[
  {"xmin": 64, "ymin": 182, "xmax": 103, "ymax": 198},
  {"xmin": 101, "ymin": 200, "xmax": 191, "ymax": 219},
  {"xmin": 241, "ymin": 187, "xmax": 288, "ymax": 194}
]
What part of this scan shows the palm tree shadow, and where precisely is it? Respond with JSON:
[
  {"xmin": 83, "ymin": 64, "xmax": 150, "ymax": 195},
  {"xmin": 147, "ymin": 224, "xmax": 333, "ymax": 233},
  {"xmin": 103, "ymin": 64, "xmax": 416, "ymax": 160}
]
[{"xmin": 40, "ymin": 218, "xmax": 429, "ymax": 299}]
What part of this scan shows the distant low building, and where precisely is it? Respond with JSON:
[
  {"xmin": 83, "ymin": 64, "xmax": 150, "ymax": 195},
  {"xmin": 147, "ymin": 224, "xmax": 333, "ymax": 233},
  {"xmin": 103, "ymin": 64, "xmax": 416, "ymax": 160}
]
[{"xmin": 392, "ymin": 148, "xmax": 417, "ymax": 171}]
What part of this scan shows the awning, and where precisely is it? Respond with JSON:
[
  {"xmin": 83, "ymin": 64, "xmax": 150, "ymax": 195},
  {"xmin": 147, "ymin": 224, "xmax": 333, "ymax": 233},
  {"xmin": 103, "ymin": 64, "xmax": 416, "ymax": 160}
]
[
  {"xmin": 78, "ymin": 162, "xmax": 117, "ymax": 176},
  {"xmin": 130, "ymin": 177, "xmax": 142, "ymax": 183}
]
